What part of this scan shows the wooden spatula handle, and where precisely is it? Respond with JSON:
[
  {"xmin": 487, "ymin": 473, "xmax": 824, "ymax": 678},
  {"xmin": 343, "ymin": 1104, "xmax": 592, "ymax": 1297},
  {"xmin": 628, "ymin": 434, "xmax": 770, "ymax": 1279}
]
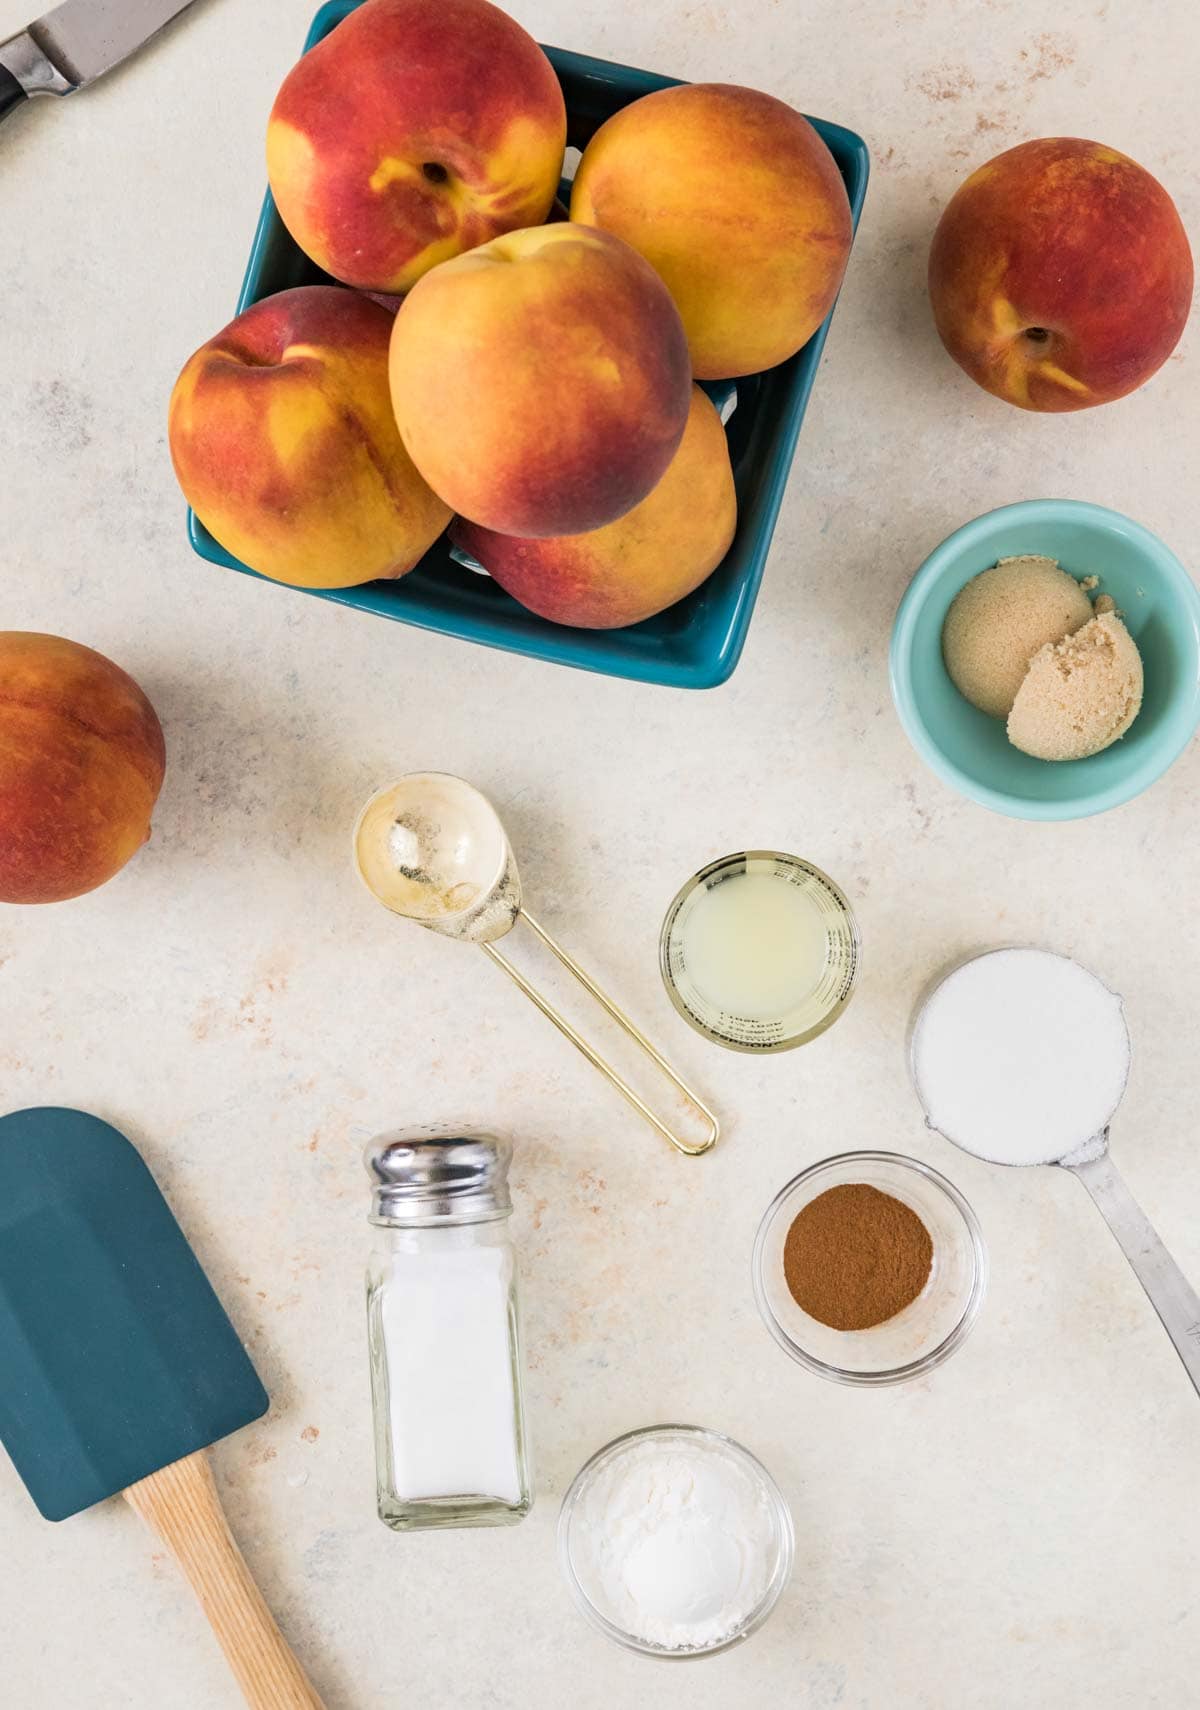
[{"xmin": 124, "ymin": 1451, "xmax": 325, "ymax": 1710}]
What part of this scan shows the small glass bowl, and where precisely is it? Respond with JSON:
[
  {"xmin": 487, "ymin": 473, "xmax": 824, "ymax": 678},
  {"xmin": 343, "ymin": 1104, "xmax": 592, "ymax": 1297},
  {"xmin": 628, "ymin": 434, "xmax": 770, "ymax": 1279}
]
[
  {"xmin": 659, "ymin": 851, "xmax": 860, "ymax": 1053},
  {"xmin": 557, "ymin": 1424, "xmax": 794, "ymax": 1658},
  {"xmin": 752, "ymin": 1151, "xmax": 987, "ymax": 1386}
]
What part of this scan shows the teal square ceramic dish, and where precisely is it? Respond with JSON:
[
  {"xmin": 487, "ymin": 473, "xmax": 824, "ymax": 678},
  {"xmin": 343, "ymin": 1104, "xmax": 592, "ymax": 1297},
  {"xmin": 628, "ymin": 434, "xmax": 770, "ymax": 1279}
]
[
  {"xmin": 890, "ymin": 499, "xmax": 1200, "ymax": 821},
  {"xmin": 185, "ymin": 0, "xmax": 869, "ymax": 689}
]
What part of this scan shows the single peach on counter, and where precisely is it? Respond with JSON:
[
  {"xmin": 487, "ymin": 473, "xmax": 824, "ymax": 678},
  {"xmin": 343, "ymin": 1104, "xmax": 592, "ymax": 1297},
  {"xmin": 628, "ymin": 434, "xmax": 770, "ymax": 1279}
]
[
  {"xmin": 267, "ymin": 0, "xmax": 566, "ymax": 294},
  {"xmin": 570, "ymin": 83, "xmax": 852, "ymax": 380},
  {"xmin": 929, "ymin": 138, "xmax": 1194, "ymax": 411},
  {"xmin": 0, "ymin": 633, "xmax": 165, "ymax": 904},
  {"xmin": 389, "ymin": 223, "xmax": 692, "ymax": 537},
  {"xmin": 453, "ymin": 385, "xmax": 737, "ymax": 628},
  {"xmin": 169, "ymin": 286, "xmax": 451, "ymax": 589}
]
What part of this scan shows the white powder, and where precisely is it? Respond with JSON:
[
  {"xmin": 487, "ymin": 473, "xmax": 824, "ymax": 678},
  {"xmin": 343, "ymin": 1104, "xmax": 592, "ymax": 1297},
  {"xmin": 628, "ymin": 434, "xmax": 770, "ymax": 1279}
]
[
  {"xmin": 380, "ymin": 1232, "xmax": 522, "ymax": 1504},
  {"xmin": 912, "ymin": 949, "xmax": 1130, "ymax": 1166},
  {"xmin": 566, "ymin": 1433, "xmax": 782, "ymax": 1651}
]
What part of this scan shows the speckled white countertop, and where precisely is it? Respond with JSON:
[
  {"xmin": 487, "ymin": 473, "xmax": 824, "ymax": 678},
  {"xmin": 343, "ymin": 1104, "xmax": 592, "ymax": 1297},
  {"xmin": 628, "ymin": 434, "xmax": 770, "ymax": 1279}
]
[{"xmin": 2, "ymin": 1, "xmax": 1199, "ymax": 1705}]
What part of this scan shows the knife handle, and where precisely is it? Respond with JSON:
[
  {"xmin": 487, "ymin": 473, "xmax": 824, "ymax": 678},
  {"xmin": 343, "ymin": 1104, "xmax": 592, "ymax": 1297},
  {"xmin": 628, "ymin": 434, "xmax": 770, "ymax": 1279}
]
[
  {"xmin": 0, "ymin": 63, "xmax": 27, "ymax": 120},
  {"xmin": 124, "ymin": 1450, "xmax": 327, "ymax": 1710},
  {"xmin": 1, "ymin": 26, "xmax": 72, "ymax": 101}
]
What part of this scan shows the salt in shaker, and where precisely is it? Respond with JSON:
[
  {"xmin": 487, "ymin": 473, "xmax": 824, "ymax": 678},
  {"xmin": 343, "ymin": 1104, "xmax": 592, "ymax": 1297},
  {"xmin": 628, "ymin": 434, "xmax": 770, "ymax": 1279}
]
[{"xmin": 364, "ymin": 1127, "xmax": 533, "ymax": 1531}]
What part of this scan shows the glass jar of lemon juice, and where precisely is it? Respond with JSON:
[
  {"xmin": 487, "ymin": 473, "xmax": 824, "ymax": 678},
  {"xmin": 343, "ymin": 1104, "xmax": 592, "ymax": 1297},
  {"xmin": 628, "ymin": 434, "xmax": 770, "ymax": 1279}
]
[{"xmin": 659, "ymin": 851, "xmax": 860, "ymax": 1053}]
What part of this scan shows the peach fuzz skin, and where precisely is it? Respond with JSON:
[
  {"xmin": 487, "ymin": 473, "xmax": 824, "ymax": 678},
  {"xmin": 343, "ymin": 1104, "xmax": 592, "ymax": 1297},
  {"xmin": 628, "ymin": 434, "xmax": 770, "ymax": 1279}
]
[
  {"xmin": 267, "ymin": 0, "xmax": 566, "ymax": 294},
  {"xmin": 929, "ymin": 138, "xmax": 1193, "ymax": 412},
  {"xmin": 570, "ymin": 83, "xmax": 852, "ymax": 380},
  {"xmin": 0, "ymin": 633, "xmax": 165, "ymax": 905},
  {"xmin": 453, "ymin": 386, "xmax": 737, "ymax": 629},
  {"xmin": 169, "ymin": 286, "xmax": 451, "ymax": 590},
  {"xmin": 389, "ymin": 223, "xmax": 692, "ymax": 538}
]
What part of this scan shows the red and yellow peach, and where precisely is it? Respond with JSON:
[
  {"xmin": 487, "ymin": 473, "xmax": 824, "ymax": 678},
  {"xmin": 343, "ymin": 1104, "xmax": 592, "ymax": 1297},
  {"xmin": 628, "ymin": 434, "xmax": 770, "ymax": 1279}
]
[
  {"xmin": 388, "ymin": 223, "xmax": 692, "ymax": 537},
  {"xmin": 169, "ymin": 286, "xmax": 450, "ymax": 589},
  {"xmin": 570, "ymin": 83, "xmax": 852, "ymax": 380},
  {"xmin": 267, "ymin": 0, "xmax": 566, "ymax": 294},
  {"xmin": 928, "ymin": 138, "xmax": 1194, "ymax": 411},
  {"xmin": 453, "ymin": 384, "xmax": 737, "ymax": 627},
  {"xmin": 0, "ymin": 633, "xmax": 166, "ymax": 904}
]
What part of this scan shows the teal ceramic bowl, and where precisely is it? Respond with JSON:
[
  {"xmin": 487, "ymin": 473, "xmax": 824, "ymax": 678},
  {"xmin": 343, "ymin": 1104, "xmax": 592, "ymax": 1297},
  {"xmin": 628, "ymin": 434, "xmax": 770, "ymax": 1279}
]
[
  {"xmin": 891, "ymin": 500, "xmax": 1200, "ymax": 821},
  {"xmin": 185, "ymin": 0, "xmax": 870, "ymax": 690}
]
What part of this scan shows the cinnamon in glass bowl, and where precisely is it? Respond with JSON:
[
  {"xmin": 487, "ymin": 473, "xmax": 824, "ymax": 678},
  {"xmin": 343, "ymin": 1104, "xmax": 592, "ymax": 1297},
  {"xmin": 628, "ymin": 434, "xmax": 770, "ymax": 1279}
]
[{"xmin": 752, "ymin": 1152, "xmax": 987, "ymax": 1386}]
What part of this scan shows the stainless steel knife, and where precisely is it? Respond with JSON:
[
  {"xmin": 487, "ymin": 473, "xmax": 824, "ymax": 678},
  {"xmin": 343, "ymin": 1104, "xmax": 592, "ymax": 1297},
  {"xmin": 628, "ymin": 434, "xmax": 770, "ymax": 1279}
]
[{"xmin": 0, "ymin": 0, "xmax": 202, "ymax": 121}]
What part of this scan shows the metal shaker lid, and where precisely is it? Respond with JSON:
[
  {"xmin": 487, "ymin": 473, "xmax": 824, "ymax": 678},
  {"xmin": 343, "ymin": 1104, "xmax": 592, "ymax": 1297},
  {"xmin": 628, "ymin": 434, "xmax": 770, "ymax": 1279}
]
[{"xmin": 364, "ymin": 1126, "xmax": 513, "ymax": 1225}]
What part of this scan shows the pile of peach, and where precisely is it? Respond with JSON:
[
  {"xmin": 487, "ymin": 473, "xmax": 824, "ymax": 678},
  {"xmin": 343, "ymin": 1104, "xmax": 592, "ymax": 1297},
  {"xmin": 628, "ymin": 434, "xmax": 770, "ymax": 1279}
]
[
  {"xmin": 4, "ymin": 5, "xmax": 1194, "ymax": 910},
  {"xmin": 167, "ymin": 0, "xmax": 855, "ymax": 629},
  {"xmin": 170, "ymin": 0, "xmax": 1194, "ymax": 633}
]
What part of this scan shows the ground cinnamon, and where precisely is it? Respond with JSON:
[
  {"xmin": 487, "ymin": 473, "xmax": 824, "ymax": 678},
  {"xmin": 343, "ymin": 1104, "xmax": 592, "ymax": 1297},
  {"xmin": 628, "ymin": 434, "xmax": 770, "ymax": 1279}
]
[{"xmin": 783, "ymin": 1183, "xmax": 933, "ymax": 1330}]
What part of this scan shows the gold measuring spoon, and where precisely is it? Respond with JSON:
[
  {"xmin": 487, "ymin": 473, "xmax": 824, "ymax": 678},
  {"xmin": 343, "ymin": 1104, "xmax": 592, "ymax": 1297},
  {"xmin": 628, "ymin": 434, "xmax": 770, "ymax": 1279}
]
[{"xmin": 353, "ymin": 772, "xmax": 718, "ymax": 1157}]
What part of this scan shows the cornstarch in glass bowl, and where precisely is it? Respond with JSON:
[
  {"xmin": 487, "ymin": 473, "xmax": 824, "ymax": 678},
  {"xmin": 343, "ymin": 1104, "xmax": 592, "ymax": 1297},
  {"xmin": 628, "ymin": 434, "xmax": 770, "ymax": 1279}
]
[{"xmin": 559, "ymin": 1425, "xmax": 792, "ymax": 1656}]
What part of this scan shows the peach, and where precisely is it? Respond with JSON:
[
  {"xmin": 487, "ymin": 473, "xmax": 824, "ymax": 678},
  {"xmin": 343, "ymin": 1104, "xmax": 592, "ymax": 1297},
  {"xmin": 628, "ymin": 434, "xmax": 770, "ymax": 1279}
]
[
  {"xmin": 453, "ymin": 384, "xmax": 736, "ymax": 628},
  {"xmin": 266, "ymin": 0, "xmax": 566, "ymax": 294},
  {"xmin": 389, "ymin": 223, "xmax": 692, "ymax": 537},
  {"xmin": 929, "ymin": 138, "xmax": 1194, "ymax": 411},
  {"xmin": 169, "ymin": 286, "xmax": 450, "ymax": 589},
  {"xmin": 570, "ymin": 83, "xmax": 852, "ymax": 380},
  {"xmin": 0, "ymin": 633, "xmax": 165, "ymax": 905}
]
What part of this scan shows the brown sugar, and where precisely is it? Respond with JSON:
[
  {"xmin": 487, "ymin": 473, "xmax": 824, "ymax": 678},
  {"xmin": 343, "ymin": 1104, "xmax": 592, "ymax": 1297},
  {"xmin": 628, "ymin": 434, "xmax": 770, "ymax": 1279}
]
[
  {"xmin": 1007, "ymin": 606, "xmax": 1144, "ymax": 761},
  {"xmin": 941, "ymin": 555, "xmax": 1094, "ymax": 719},
  {"xmin": 783, "ymin": 1183, "xmax": 933, "ymax": 1331}
]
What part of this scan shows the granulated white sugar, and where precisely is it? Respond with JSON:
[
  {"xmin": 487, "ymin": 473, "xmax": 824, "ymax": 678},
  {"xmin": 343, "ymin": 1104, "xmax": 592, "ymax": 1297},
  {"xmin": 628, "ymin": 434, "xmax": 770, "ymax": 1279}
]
[{"xmin": 912, "ymin": 949, "xmax": 1130, "ymax": 1166}]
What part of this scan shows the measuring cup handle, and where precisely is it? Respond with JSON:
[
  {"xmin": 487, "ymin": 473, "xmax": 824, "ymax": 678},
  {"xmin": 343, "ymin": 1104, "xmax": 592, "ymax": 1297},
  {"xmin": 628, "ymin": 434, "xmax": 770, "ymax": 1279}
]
[
  {"xmin": 1064, "ymin": 1151, "xmax": 1200, "ymax": 1399},
  {"xmin": 481, "ymin": 911, "xmax": 718, "ymax": 1157}
]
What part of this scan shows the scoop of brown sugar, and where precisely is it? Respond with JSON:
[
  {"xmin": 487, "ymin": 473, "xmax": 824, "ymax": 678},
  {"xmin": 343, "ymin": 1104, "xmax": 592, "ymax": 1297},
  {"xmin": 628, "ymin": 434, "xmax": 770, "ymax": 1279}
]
[{"xmin": 942, "ymin": 554, "xmax": 1094, "ymax": 719}]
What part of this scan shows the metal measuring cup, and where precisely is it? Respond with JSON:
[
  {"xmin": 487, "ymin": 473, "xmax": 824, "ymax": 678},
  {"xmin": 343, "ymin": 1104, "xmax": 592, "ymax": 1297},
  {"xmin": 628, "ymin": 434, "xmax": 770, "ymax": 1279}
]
[
  {"xmin": 353, "ymin": 772, "xmax": 718, "ymax": 1157},
  {"xmin": 912, "ymin": 948, "xmax": 1200, "ymax": 1400}
]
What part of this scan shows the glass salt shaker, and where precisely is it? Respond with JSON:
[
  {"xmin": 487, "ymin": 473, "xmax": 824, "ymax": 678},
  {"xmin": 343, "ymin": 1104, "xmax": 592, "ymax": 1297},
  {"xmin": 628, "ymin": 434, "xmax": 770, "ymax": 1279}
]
[{"xmin": 364, "ymin": 1127, "xmax": 533, "ymax": 1531}]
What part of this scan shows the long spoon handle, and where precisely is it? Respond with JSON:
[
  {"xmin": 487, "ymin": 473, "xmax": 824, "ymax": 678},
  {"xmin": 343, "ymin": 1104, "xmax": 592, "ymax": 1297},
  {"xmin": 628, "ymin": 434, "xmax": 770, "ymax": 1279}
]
[
  {"xmin": 1064, "ymin": 1151, "xmax": 1200, "ymax": 1398},
  {"xmin": 481, "ymin": 909, "xmax": 719, "ymax": 1156}
]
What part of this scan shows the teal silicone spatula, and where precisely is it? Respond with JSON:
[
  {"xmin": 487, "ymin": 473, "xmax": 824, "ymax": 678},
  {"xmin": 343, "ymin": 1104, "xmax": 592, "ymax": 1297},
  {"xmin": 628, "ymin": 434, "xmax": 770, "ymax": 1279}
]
[{"xmin": 0, "ymin": 1107, "xmax": 325, "ymax": 1709}]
